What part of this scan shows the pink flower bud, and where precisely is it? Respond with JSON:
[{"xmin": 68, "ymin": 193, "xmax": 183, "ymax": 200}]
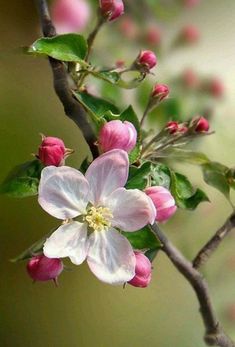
[
  {"xmin": 145, "ymin": 26, "xmax": 162, "ymax": 46},
  {"xmin": 145, "ymin": 186, "xmax": 177, "ymax": 223},
  {"xmin": 137, "ymin": 50, "xmax": 157, "ymax": 71},
  {"xmin": 178, "ymin": 124, "xmax": 188, "ymax": 133},
  {"xmin": 120, "ymin": 17, "xmax": 138, "ymax": 39},
  {"xmin": 182, "ymin": 69, "xmax": 199, "ymax": 89},
  {"xmin": 195, "ymin": 117, "xmax": 210, "ymax": 132},
  {"xmin": 128, "ymin": 252, "xmax": 152, "ymax": 288},
  {"xmin": 166, "ymin": 121, "xmax": 179, "ymax": 134},
  {"xmin": 152, "ymin": 84, "xmax": 169, "ymax": 101},
  {"xmin": 99, "ymin": 120, "xmax": 137, "ymax": 153},
  {"xmin": 38, "ymin": 136, "xmax": 71, "ymax": 167},
  {"xmin": 100, "ymin": 0, "xmax": 124, "ymax": 21},
  {"xmin": 27, "ymin": 255, "xmax": 63, "ymax": 282},
  {"xmin": 51, "ymin": 0, "xmax": 91, "ymax": 34},
  {"xmin": 181, "ymin": 25, "xmax": 200, "ymax": 43},
  {"xmin": 184, "ymin": 0, "xmax": 200, "ymax": 8},
  {"xmin": 209, "ymin": 78, "xmax": 224, "ymax": 98}
]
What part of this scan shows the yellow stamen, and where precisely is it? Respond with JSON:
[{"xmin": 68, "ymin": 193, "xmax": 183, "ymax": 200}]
[{"xmin": 84, "ymin": 206, "xmax": 113, "ymax": 232}]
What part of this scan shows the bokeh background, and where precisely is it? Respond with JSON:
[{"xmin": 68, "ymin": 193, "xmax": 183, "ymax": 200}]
[{"xmin": 0, "ymin": 1, "xmax": 235, "ymax": 346}]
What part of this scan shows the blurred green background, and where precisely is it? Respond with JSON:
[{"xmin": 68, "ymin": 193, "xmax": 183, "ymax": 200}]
[{"xmin": 0, "ymin": 1, "xmax": 235, "ymax": 346}]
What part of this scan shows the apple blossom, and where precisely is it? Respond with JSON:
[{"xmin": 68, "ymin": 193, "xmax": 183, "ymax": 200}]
[
  {"xmin": 128, "ymin": 252, "xmax": 152, "ymax": 288},
  {"xmin": 145, "ymin": 186, "xmax": 177, "ymax": 223},
  {"xmin": 27, "ymin": 255, "xmax": 63, "ymax": 282},
  {"xmin": 51, "ymin": 0, "xmax": 91, "ymax": 34},
  {"xmin": 98, "ymin": 120, "xmax": 137, "ymax": 153},
  {"xmin": 38, "ymin": 149, "xmax": 156, "ymax": 285}
]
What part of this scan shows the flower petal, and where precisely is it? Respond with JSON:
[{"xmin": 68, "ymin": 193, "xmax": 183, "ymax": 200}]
[
  {"xmin": 38, "ymin": 166, "xmax": 89, "ymax": 219},
  {"xmin": 43, "ymin": 222, "xmax": 88, "ymax": 265},
  {"xmin": 106, "ymin": 188, "xmax": 156, "ymax": 231},
  {"xmin": 85, "ymin": 149, "xmax": 129, "ymax": 205},
  {"xmin": 87, "ymin": 228, "xmax": 135, "ymax": 285}
]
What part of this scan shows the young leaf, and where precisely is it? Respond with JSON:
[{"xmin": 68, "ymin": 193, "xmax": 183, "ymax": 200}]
[
  {"xmin": 0, "ymin": 160, "xmax": 44, "ymax": 198},
  {"xmin": 73, "ymin": 91, "xmax": 119, "ymax": 129},
  {"xmin": 170, "ymin": 171, "xmax": 209, "ymax": 210},
  {"xmin": 161, "ymin": 148, "xmax": 209, "ymax": 165},
  {"xmin": 150, "ymin": 163, "xmax": 171, "ymax": 189},
  {"xmin": 145, "ymin": 248, "xmax": 160, "ymax": 263},
  {"xmin": 28, "ymin": 34, "xmax": 88, "ymax": 63},
  {"xmin": 122, "ymin": 226, "xmax": 162, "ymax": 250},
  {"xmin": 202, "ymin": 162, "xmax": 231, "ymax": 200},
  {"xmin": 126, "ymin": 162, "xmax": 152, "ymax": 190},
  {"xmin": 120, "ymin": 105, "xmax": 141, "ymax": 164}
]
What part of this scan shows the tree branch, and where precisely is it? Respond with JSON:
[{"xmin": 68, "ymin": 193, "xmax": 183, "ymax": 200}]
[
  {"xmin": 151, "ymin": 223, "xmax": 235, "ymax": 347},
  {"xmin": 35, "ymin": 0, "xmax": 99, "ymax": 159},
  {"xmin": 193, "ymin": 212, "xmax": 235, "ymax": 269}
]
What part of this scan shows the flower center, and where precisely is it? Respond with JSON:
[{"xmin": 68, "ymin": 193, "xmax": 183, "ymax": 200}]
[{"xmin": 84, "ymin": 206, "xmax": 113, "ymax": 232}]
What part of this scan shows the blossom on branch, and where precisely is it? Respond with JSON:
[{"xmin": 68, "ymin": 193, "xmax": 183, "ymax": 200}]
[{"xmin": 38, "ymin": 150, "xmax": 156, "ymax": 285}]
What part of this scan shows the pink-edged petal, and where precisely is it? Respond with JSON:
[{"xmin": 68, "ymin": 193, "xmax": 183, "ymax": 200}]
[
  {"xmin": 38, "ymin": 166, "xmax": 89, "ymax": 219},
  {"xmin": 105, "ymin": 188, "xmax": 156, "ymax": 231},
  {"xmin": 43, "ymin": 222, "xmax": 88, "ymax": 265},
  {"xmin": 85, "ymin": 149, "xmax": 129, "ymax": 205},
  {"xmin": 87, "ymin": 228, "xmax": 136, "ymax": 285}
]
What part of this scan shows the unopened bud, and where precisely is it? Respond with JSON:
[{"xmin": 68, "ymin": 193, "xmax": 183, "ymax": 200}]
[
  {"xmin": 145, "ymin": 26, "xmax": 162, "ymax": 46},
  {"xmin": 209, "ymin": 78, "xmax": 224, "ymax": 98},
  {"xmin": 38, "ymin": 136, "xmax": 73, "ymax": 166},
  {"xmin": 181, "ymin": 25, "xmax": 200, "ymax": 43},
  {"xmin": 51, "ymin": 0, "xmax": 91, "ymax": 34},
  {"xmin": 99, "ymin": 120, "xmax": 137, "ymax": 153},
  {"xmin": 27, "ymin": 255, "xmax": 63, "ymax": 283},
  {"xmin": 135, "ymin": 50, "xmax": 157, "ymax": 73},
  {"xmin": 145, "ymin": 186, "xmax": 177, "ymax": 223},
  {"xmin": 182, "ymin": 69, "xmax": 199, "ymax": 89},
  {"xmin": 152, "ymin": 84, "xmax": 169, "ymax": 101},
  {"xmin": 128, "ymin": 252, "xmax": 152, "ymax": 288},
  {"xmin": 100, "ymin": 0, "xmax": 124, "ymax": 21},
  {"xmin": 195, "ymin": 117, "xmax": 210, "ymax": 132},
  {"xmin": 184, "ymin": 0, "xmax": 201, "ymax": 8},
  {"xmin": 166, "ymin": 121, "xmax": 179, "ymax": 134}
]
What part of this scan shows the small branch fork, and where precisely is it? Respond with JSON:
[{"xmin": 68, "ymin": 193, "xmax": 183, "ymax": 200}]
[
  {"xmin": 36, "ymin": 0, "xmax": 99, "ymax": 159},
  {"xmin": 193, "ymin": 212, "xmax": 235, "ymax": 269},
  {"xmin": 35, "ymin": 1, "xmax": 235, "ymax": 346},
  {"xmin": 151, "ymin": 224, "xmax": 235, "ymax": 347}
]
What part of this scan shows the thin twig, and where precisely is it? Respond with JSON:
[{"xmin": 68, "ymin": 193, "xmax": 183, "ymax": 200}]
[
  {"xmin": 36, "ymin": 0, "xmax": 99, "ymax": 159},
  {"xmin": 151, "ymin": 223, "xmax": 235, "ymax": 347},
  {"xmin": 193, "ymin": 212, "xmax": 235, "ymax": 269}
]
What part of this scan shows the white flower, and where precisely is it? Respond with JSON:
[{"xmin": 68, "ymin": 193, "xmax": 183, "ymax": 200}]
[{"xmin": 38, "ymin": 149, "xmax": 156, "ymax": 285}]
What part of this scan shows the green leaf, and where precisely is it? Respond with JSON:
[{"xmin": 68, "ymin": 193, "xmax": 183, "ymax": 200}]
[
  {"xmin": 161, "ymin": 148, "xmax": 209, "ymax": 165},
  {"xmin": 202, "ymin": 162, "xmax": 231, "ymax": 200},
  {"xmin": 145, "ymin": 248, "xmax": 160, "ymax": 263},
  {"xmin": 150, "ymin": 163, "xmax": 171, "ymax": 189},
  {"xmin": 73, "ymin": 91, "xmax": 119, "ymax": 128},
  {"xmin": 79, "ymin": 157, "xmax": 90, "ymax": 174},
  {"xmin": 11, "ymin": 228, "xmax": 56, "ymax": 262},
  {"xmin": 120, "ymin": 105, "xmax": 140, "ymax": 133},
  {"xmin": 28, "ymin": 34, "xmax": 88, "ymax": 63},
  {"xmin": 0, "ymin": 160, "xmax": 44, "ymax": 198},
  {"xmin": 92, "ymin": 71, "xmax": 120, "ymax": 84},
  {"xmin": 170, "ymin": 171, "xmax": 209, "ymax": 210},
  {"xmin": 126, "ymin": 162, "xmax": 152, "ymax": 190},
  {"xmin": 122, "ymin": 226, "xmax": 162, "ymax": 250},
  {"xmin": 120, "ymin": 105, "xmax": 141, "ymax": 164},
  {"xmin": 226, "ymin": 168, "xmax": 235, "ymax": 190}
]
